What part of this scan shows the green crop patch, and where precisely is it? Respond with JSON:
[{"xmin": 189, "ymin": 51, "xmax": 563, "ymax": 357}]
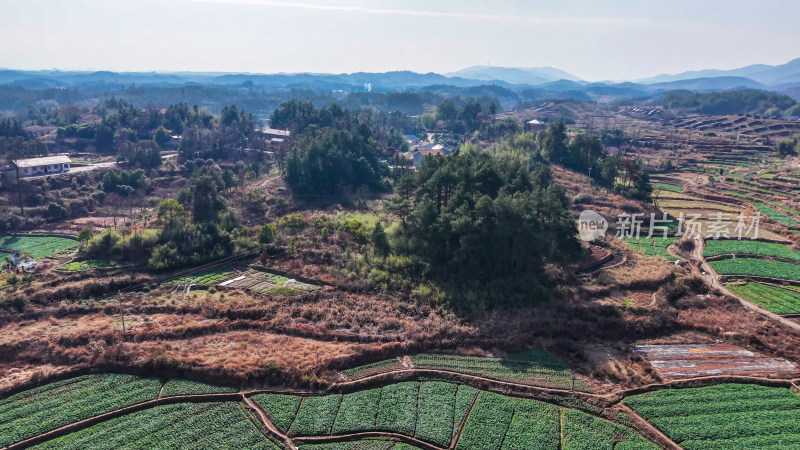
[
  {"xmin": 711, "ymin": 258, "xmax": 800, "ymax": 281},
  {"xmin": 252, "ymin": 393, "xmax": 303, "ymax": 432},
  {"xmin": 376, "ymin": 382, "xmax": 419, "ymax": 436},
  {"xmin": 56, "ymin": 259, "xmax": 118, "ymax": 271},
  {"xmin": 166, "ymin": 267, "xmax": 237, "ymax": 286},
  {"xmin": 754, "ymin": 203, "xmax": 799, "ymax": 227},
  {"xmin": 624, "ymin": 236, "xmax": 679, "ymax": 261},
  {"xmin": 289, "ymin": 394, "xmax": 342, "ymax": 436},
  {"xmin": 331, "ymin": 388, "xmax": 381, "ymax": 435},
  {"xmin": 725, "ymin": 281, "xmax": 800, "ymax": 314},
  {"xmin": 161, "ymin": 378, "xmax": 237, "ymax": 397},
  {"xmin": 415, "ymin": 382, "xmax": 457, "ymax": 447},
  {"xmin": 653, "ymin": 182, "xmax": 683, "ymax": 192},
  {"xmin": 32, "ymin": 402, "xmax": 278, "ymax": 450},
  {"xmin": 623, "ymin": 383, "xmax": 800, "ymax": 449},
  {"xmin": 0, "ymin": 235, "xmax": 78, "ymax": 260},
  {"xmin": 703, "ymin": 239, "xmax": 800, "ymax": 260},
  {"xmin": 299, "ymin": 441, "xmax": 418, "ymax": 449},
  {"xmin": 342, "ymin": 358, "xmax": 406, "ymax": 378},
  {"xmin": 408, "ymin": 351, "xmax": 591, "ymax": 392},
  {"xmin": 0, "ymin": 374, "xmax": 162, "ymax": 448},
  {"xmin": 562, "ymin": 408, "xmax": 656, "ymax": 449}
]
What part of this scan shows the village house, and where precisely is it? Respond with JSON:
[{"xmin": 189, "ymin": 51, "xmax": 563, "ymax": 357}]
[
  {"xmin": 525, "ymin": 119, "xmax": 546, "ymax": 132},
  {"xmin": 3, "ymin": 155, "xmax": 72, "ymax": 178}
]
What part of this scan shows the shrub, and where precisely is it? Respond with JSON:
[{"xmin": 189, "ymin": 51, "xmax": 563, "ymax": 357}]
[{"xmin": 257, "ymin": 224, "xmax": 276, "ymax": 244}]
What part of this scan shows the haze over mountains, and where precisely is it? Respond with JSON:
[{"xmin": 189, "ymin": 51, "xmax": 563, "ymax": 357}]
[{"xmin": 1, "ymin": 58, "xmax": 799, "ymax": 103}]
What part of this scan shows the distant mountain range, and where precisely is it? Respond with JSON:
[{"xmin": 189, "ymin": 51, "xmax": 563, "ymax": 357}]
[{"xmin": 1, "ymin": 58, "xmax": 799, "ymax": 103}]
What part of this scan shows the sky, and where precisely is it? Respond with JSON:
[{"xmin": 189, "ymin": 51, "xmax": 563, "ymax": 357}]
[{"xmin": 1, "ymin": 0, "xmax": 799, "ymax": 81}]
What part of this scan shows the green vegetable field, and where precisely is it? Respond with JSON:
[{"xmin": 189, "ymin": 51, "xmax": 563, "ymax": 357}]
[
  {"xmin": 724, "ymin": 281, "xmax": 800, "ymax": 314},
  {"xmin": 711, "ymin": 258, "xmax": 800, "ymax": 281},
  {"xmin": 166, "ymin": 267, "xmax": 237, "ymax": 285},
  {"xmin": 0, "ymin": 235, "xmax": 78, "ymax": 260},
  {"xmin": 31, "ymin": 402, "xmax": 279, "ymax": 450},
  {"xmin": 624, "ymin": 236, "xmax": 679, "ymax": 261},
  {"xmin": 56, "ymin": 259, "xmax": 118, "ymax": 271},
  {"xmin": 753, "ymin": 203, "xmax": 799, "ymax": 227},
  {"xmin": 653, "ymin": 182, "xmax": 683, "ymax": 192},
  {"xmin": 343, "ymin": 350, "xmax": 592, "ymax": 391},
  {"xmin": 0, "ymin": 374, "xmax": 162, "ymax": 447},
  {"xmin": 623, "ymin": 383, "xmax": 800, "ymax": 449},
  {"xmin": 703, "ymin": 239, "xmax": 800, "ymax": 260},
  {"xmin": 160, "ymin": 378, "xmax": 237, "ymax": 397}
]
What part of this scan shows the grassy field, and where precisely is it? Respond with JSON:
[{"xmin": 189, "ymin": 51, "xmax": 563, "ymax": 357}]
[
  {"xmin": 342, "ymin": 350, "xmax": 592, "ymax": 392},
  {"xmin": 160, "ymin": 378, "xmax": 238, "ymax": 397},
  {"xmin": 711, "ymin": 258, "xmax": 800, "ymax": 281},
  {"xmin": 624, "ymin": 236, "xmax": 679, "ymax": 261},
  {"xmin": 724, "ymin": 281, "xmax": 800, "ymax": 314},
  {"xmin": 56, "ymin": 259, "xmax": 118, "ymax": 271},
  {"xmin": 0, "ymin": 374, "xmax": 162, "ymax": 448},
  {"xmin": 0, "ymin": 235, "xmax": 78, "ymax": 260},
  {"xmin": 623, "ymin": 383, "xmax": 800, "ymax": 449},
  {"xmin": 703, "ymin": 239, "xmax": 800, "ymax": 260},
  {"xmin": 32, "ymin": 402, "xmax": 278, "ymax": 450}
]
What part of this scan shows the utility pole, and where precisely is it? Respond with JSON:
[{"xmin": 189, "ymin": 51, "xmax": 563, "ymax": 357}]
[{"xmin": 118, "ymin": 291, "xmax": 126, "ymax": 341}]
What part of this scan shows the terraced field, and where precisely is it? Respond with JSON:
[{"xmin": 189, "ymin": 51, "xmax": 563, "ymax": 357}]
[
  {"xmin": 703, "ymin": 239, "xmax": 800, "ymax": 260},
  {"xmin": 342, "ymin": 350, "xmax": 592, "ymax": 392},
  {"xmin": 31, "ymin": 402, "xmax": 278, "ymax": 450},
  {"xmin": 0, "ymin": 374, "xmax": 162, "ymax": 447},
  {"xmin": 0, "ymin": 235, "xmax": 78, "ymax": 260},
  {"xmin": 658, "ymin": 200, "xmax": 737, "ymax": 212},
  {"xmin": 0, "ymin": 373, "xmax": 694, "ymax": 449},
  {"xmin": 725, "ymin": 281, "xmax": 800, "ymax": 314},
  {"xmin": 56, "ymin": 259, "xmax": 118, "ymax": 271},
  {"xmin": 624, "ymin": 236, "xmax": 679, "ymax": 261},
  {"xmin": 166, "ymin": 267, "xmax": 238, "ymax": 285},
  {"xmin": 711, "ymin": 258, "xmax": 800, "ymax": 281},
  {"xmin": 754, "ymin": 203, "xmax": 799, "ymax": 227},
  {"xmin": 161, "ymin": 378, "xmax": 238, "ymax": 397},
  {"xmin": 653, "ymin": 182, "xmax": 683, "ymax": 192},
  {"xmin": 623, "ymin": 383, "xmax": 800, "ymax": 449}
]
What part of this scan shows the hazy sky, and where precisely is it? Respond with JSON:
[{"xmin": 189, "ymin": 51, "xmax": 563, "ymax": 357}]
[{"xmin": 1, "ymin": 0, "xmax": 798, "ymax": 81}]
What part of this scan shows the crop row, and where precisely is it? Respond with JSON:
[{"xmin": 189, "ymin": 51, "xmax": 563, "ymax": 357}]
[
  {"xmin": 32, "ymin": 402, "xmax": 278, "ymax": 449},
  {"xmin": 703, "ymin": 239, "xmax": 800, "ymax": 260},
  {"xmin": 299, "ymin": 441, "xmax": 419, "ymax": 449},
  {"xmin": 725, "ymin": 281, "xmax": 800, "ymax": 314},
  {"xmin": 0, "ymin": 374, "xmax": 162, "ymax": 447},
  {"xmin": 623, "ymin": 383, "xmax": 800, "ymax": 448},
  {"xmin": 711, "ymin": 258, "xmax": 800, "ymax": 281}
]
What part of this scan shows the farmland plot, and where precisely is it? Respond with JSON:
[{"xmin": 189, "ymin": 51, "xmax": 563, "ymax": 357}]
[
  {"xmin": 0, "ymin": 374, "xmax": 162, "ymax": 447},
  {"xmin": 252, "ymin": 393, "xmax": 303, "ymax": 432},
  {"xmin": 703, "ymin": 239, "xmax": 800, "ymax": 260},
  {"xmin": 711, "ymin": 258, "xmax": 800, "ymax": 281},
  {"xmin": 725, "ymin": 281, "xmax": 800, "ymax": 314},
  {"xmin": 160, "ymin": 378, "xmax": 237, "ymax": 397},
  {"xmin": 32, "ymin": 402, "xmax": 278, "ymax": 450},
  {"xmin": 409, "ymin": 351, "xmax": 592, "ymax": 392},
  {"xmin": 633, "ymin": 343, "xmax": 795, "ymax": 377},
  {"xmin": 623, "ymin": 383, "xmax": 800, "ymax": 449},
  {"xmin": 624, "ymin": 237, "xmax": 678, "ymax": 261},
  {"xmin": 456, "ymin": 391, "xmax": 655, "ymax": 450},
  {"xmin": 0, "ymin": 235, "xmax": 78, "ymax": 260}
]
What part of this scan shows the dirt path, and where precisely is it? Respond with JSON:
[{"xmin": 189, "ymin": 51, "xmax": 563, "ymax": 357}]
[
  {"xmin": 616, "ymin": 404, "xmax": 681, "ymax": 450},
  {"xmin": 243, "ymin": 395, "xmax": 296, "ymax": 450}
]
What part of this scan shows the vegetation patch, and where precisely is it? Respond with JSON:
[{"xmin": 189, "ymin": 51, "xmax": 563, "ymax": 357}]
[
  {"xmin": 32, "ymin": 402, "xmax": 277, "ymax": 449},
  {"xmin": 725, "ymin": 281, "xmax": 800, "ymax": 314},
  {"xmin": 711, "ymin": 258, "xmax": 800, "ymax": 281},
  {"xmin": 0, "ymin": 374, "xmax": 162, "ymax": 448},
  {"xmin": 252, "ymin": 393, "xmax": 302, "ymax": 432},
  {"xmin": 703, "ymin": 239, "xmax": 800, "ymax": 260},
  {"xmin": 56, "ymin": 259, "xmax": 118, "ymax": 271},
  {"xmin": 160, "ymin": 378, "xmax": 237, "ymax": 396},
  {"xmin": 653, "ymin": 182, "xmax": 684, "ymax": 192},
  {"xmin": 624, "ymin": 236, "xmax": 679, "ymax": 261},
  {"xmin": 753, "ymin": 203, "xmax": 799, "ymax": 227},
  {"xmin": 623, "ymin": 383, "xmax": 800, "ymax": 449},
  {"xmin": 165, "ymin": 267, "xmax": 237, "ymax": 286},
  {"xmin": 0, "ymin": 235, "xmax": 78, "ymax": 260}
]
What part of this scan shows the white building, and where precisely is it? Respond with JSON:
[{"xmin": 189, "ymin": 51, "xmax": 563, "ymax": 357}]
[{"xmin": 8, "ymin": 155, "xmax": 72, "ymax": 177}]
